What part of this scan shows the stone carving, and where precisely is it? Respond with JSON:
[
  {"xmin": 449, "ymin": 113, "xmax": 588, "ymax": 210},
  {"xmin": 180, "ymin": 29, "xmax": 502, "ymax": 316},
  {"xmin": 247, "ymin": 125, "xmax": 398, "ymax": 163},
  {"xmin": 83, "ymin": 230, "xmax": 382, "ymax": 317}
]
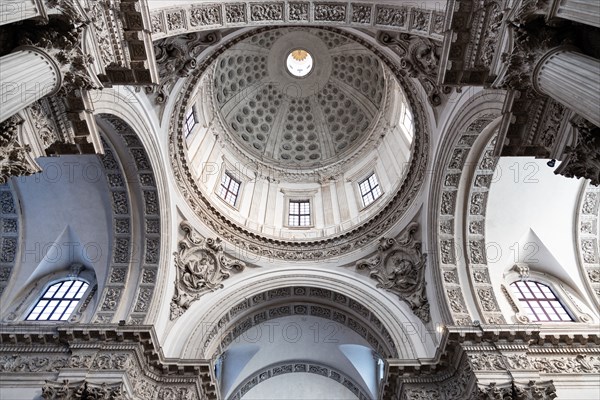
[
  {"xmin": 42, "ymin": 380, "xmax": 126, "ymax": 399},
  {"xmin": 226, "ymin": 4, "xmax": 247, "ymax": 23},
  {"xmin": 376, "ymin": 6, "xmax": 407, "ymax": 27},
  {"xmin": 557, "ymin": 117, "xmax": 600, "ymax": 186},
  {"xmin": 314, "ymin": 4, "xmax": 346, "ymax": 22},
  {"xmin": 440, "ymin": 239, "xmax": 455, "ymax": 264},
  {"xmin": 289, "ymin": 2, "xmax": 309, "ymax": 21},
  {"xmin": 26, "ymin": 101, "xmax": 59, "ymax": 148},
  {"xmin": 441, "ymin": 191, "xmax": 457, "ymax": 215},
  {"xmin": 477, "ymin": 382, "xmax": 513, "ymax": 399},
  {"xmin": 149, "ymin": 30, "xmax": 222, "ymax": 105},
  {"xmin": 0, "ymin": 117, "xmax": 38, "ymax": 184},
  {"xmin": 469, "ymin": 352, "xmax": 507, "ymax": 371},
  {"xmin": 171, "ymin": 221, "xmax": 247, "ymax": 320},
  {"xmin": 166, "ymin": 11, "xmax": 184, "ymax": 31},
  {"xmin": 505, "ymin": 354, "xmax": 531, "ymax": 370},
  {"xmin": 251, "ymin": 3, "xmax": 283, "ymax": 21},
  {"xmin": 512, "ymin": 263, "xmax": 530, "ymax": 280},
  {"xmin": 377, "ymin": 31, "xmax": 446, "ymax": 106},
  {"xmin": 352, "ymin": 5, "xmax": 371, "ymax": 24},
  {"xmin": 0, "ymin": 355, "xmax": 69, "ymax": 372},
  {"xmin": 478, "ymin": 288, "xmax": 500, "ymax": 311},
  {"xmin": 190, "ymin": 6, "xmax": 221, "ymax": 27},
  {"xmin": 513, "ymin": 380, "xmax": 557, "ymax": 400},
  {"xmin": 356, "ymin": 223, "xmax": 430, "ymax": 322},
  {"xmin": 531, "ymin": 354, "xmax": 600, "ymax": 374},
  {"xmin": 499, "ymin": 21, "xmax": 564, "ymax": 91}
]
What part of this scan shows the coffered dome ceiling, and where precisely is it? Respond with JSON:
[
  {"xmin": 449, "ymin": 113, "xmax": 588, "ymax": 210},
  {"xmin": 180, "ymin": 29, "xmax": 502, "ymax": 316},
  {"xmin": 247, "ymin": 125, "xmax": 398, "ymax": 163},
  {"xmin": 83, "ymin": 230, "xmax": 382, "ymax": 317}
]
[{"xmin": 212, "ymin": 28, "xmax": 387, "ymax": 168}]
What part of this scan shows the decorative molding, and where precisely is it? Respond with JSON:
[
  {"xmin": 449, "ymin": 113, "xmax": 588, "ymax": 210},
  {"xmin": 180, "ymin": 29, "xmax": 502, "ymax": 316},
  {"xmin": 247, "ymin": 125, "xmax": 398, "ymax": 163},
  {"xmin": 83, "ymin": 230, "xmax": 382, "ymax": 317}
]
[
  {"xmin": 575, "ymin": 181, "xmax": 600, "ymax": 308},
  {"xmin": 477, "ymin": 380, "xmax": 557, "ymax": 400},
  {"xmin": 0, "ymin": 116, "xmax": 39, "ymax": 183},
  {"xmin": 88, "ymin": 0, "xmax": 159, "ymax": 86},
  {"xmin": 356, "ymin": 222, "xmax": 430, "ymax": 323},
  {"xmin": 203, "ymin": 286, "xmax": 398, "ymax": 358},
  {"xmin": 228, "ymin": 360, "xmax": 371, "ymax": 400},
  {"xmin": 0, "ymin": 326, "xmax": 214, "ymax": 399},
  {"xmin": 42, "ymin": 380, "xmax": 126, "ymax": 400},
  {"xmin": 377, "ymin": 31, "xmax": 449, "ymax": 107},
  {"xmin": 94, "ymin": 115, "xmax": 162, "ymax": 325},
  {"xmin": 148, "ymin": 30, "xmax": 223, "ymax": 105},
  {"xmin": 437, "ymin": 113, "xmax": 501, "ymax": 325},
  {"xmin": 556, "ymin": 117, "xmax": 600, "ymax": 186},
  {"xmin": 440, "ymin": 0, "xmax": 505, "ymax": 86},
  {"xmin": 169, "ymin": 26, "xmax": 430, "ymax": 260},
  {"xmin": 150, "ymin": 2, "xmax": 445, "ymax": 41},
  {"xmin": 170, "ymin": 221, "xmax": 247, "ymax": 320},
  {"xmin": 0, "ymin": 184, "xmax": 20, "ymax": 299}
]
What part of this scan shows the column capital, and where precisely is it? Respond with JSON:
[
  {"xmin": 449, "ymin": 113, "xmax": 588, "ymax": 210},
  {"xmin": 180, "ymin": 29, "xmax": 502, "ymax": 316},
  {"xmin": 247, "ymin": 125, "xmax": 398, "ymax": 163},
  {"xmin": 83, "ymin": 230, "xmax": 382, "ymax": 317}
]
[{"xmin": 0, "ymin": 116, "xmax": 41, "ymax": 184}]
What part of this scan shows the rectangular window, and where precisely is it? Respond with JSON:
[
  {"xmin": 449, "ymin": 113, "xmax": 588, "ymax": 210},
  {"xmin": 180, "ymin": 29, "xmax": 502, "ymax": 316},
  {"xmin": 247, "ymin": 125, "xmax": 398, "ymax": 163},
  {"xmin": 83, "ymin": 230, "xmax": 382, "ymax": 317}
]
[
  {"xmin": 359, "ymin": 173, "xmax": 382, "ymax": 207},
  {"xmin": 218, "ymin": 172, "xmax": 241, "ymax": 206},
  {"xmin": 288, "ymin": 200, "xmax": 311, "ymax": 227},
  {"xmin": 185, "ymin": 107, "xmax": 198, "ymax": 137}
]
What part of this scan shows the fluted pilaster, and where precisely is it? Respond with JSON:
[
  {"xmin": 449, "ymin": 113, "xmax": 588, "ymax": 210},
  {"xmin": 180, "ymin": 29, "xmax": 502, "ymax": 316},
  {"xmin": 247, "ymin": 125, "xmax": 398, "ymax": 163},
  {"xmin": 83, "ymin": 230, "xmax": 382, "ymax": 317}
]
[
  {"xmin": 533, "ymin": 47, "xmax": 600, "ymax": 127},
  {"xmin": 0, "ymin": 47, "xmax": 61, "ymax": 123},
  {"xmin": 0, "ymin": 0, "xmax": 44, "ymax": 26},
  {"xmin": 551, "ymin": 0, "xmax": 600, "ymax": 28}
]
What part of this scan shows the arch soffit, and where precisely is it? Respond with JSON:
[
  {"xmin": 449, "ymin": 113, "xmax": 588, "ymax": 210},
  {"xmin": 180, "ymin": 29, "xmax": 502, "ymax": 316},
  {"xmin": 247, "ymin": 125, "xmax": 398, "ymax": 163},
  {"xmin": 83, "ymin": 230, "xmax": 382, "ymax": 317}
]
[
  {"xmin": 427, "ymin": 89, "xmax": 506, "ymax": 326},
  {"xmin": 168, "ymin": 25, "xmax": 431, "ymax": 261},
  {"xmin": 92, "ymin": 89, "xmax": 173, "ymax": 326},
  {"xmin": 90, "ymin": 110, "xmax": 168, "ymax": 325},
  {"xmin": 227, "ymin": 359, "xmax": 372, "ymax": 400},
  {"xmin": 166, "ymin": 270, "xmax": 435, "ymax": 361}
]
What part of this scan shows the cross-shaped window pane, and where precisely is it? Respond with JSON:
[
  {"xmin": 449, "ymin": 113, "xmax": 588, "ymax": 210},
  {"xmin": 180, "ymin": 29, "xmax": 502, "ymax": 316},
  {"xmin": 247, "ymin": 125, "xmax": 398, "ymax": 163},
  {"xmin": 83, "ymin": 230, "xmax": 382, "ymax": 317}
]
[
  {"xmin": 218, "ymin": 172, "xmax": 241, "ymax": 206},
  {"xmin": 359, "ymin": 173, "xmax": 382, "ymax": 207},
  {"xmin": 289, "ymin": 200, "xmax": 311, "ymax": 227}
]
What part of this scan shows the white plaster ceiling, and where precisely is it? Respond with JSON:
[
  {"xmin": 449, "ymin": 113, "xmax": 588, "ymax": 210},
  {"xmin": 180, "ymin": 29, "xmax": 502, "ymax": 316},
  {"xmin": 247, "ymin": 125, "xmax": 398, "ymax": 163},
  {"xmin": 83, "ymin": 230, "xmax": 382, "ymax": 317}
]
[{"xmin": 212, "ymin": 27, "xmax": 386, "ymax": 168}]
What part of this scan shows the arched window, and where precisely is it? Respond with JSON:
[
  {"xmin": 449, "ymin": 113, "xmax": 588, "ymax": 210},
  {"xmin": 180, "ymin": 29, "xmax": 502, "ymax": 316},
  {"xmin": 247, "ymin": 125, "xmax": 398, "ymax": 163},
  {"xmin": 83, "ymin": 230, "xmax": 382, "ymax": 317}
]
[
  {"xmin": 26, "ymin": 280, "xmax": 90, "ymax": 321},
  {"xmin": 510, "ymin": 281, "xmax": 573, "ymax": 322}
]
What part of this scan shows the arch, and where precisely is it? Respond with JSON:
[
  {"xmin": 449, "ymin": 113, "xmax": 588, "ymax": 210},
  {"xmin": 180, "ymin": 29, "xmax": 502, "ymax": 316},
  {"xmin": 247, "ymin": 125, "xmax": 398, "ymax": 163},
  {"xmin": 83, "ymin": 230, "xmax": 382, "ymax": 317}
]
[
  {"xmin": 575, "ymin": 181, "xmax": 600, "ymax": 311},
  {"xmin": 164, "ymin": 269, "xmax": 436, "ymax": 361},
  {"xmin": 210, "ymin": 286, "xmax": 398, "ymax": 359},
  {"xmin": 227, "ymin": 360, "xmax": 371, "ymax": 400},
  {"xmin": 427, "ymin": 88, "xmax": 506, "ymax": 325},
  {"xmin": 0, "ymin": 183, "xmax": 21, "ymax": 302},
  {"xmin": 91, "ymin": 113, "xmax": 164, "ymax": 325},
  {"xmin": 168, "ymin": 25, "xmax": 431, "ymax": 261}
]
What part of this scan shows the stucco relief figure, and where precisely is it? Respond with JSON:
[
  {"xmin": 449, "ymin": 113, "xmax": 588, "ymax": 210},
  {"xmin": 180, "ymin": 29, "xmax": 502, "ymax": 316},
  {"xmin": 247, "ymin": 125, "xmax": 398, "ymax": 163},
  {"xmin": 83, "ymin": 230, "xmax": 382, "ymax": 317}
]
[
  {"xmin": 388, "ymin": 255, "xmax": 419, "ymax": 290},
  {"xmin": 181, "ymin": 251, "xmax": 218, "ymax": 291},
  {"xmin": 356, "ymin": 222, "xmax": 430, "ymax": 322},
  {"xmin": 171, "ymin": 222, "xmax": 246, "ymax": 320}
]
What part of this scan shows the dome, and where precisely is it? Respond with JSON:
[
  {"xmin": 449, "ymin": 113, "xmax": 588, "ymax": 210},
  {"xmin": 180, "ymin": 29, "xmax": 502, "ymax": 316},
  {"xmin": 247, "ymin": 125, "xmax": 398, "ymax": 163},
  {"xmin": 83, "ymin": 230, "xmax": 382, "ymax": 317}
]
[
  {"xmin": 212, "ymin": 28, "xmax": 386, "ymax": 169},
  {"xmin": 177, "ymin": 26, "xmax": 425, "ymax": 255}
]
